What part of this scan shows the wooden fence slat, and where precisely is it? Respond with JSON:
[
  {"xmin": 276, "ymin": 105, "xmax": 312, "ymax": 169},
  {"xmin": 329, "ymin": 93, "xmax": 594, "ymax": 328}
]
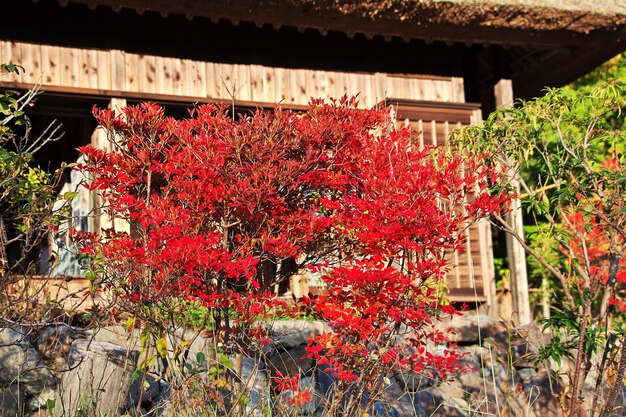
[
  {"xmin": 160, "ymin": 56, "xmax": 174, "ymax": 95},
  {"xmin": 96, "ymin": 50, "xmax": 111, "ymax": 90},
  {"xmin": 125, "ymin": 52, "xmax": 139, "ymax": 92},
  {"xmin": 326, "ymin": 71, "xmax": 337, "ymax": 99},
  {"xmin": 180, "ymin": 59, "xmax": 193, "ymax": 97},
  {"xmin": 59, "ymin": 47, "xmax": 78, "ymax": 87},
  {"xmin": 362, "ymin": 73, "xmax": 373, "ymax": 106},
  {"xmin": 205, "ymin": 61, "xmax": 216, "ymax": 98},
  {"xmin": 451, "ymin": 77, "xmax": 465, "ymax": 102},
  {"xmin": 79, "ymin": 48, "xmax": 98, "ymax": 89},
  {"xmin": 11, "ymin": 42, "xmax": 25, "ymax": 83},
  {"xmin": 383, "ymin": 75, "xmax": 394, "ymax": 99},
  {"xmin": 25, "ymin": 43, "xmax": 41, "ymax": 83},
  {"xmin": 285, "ymin": 70, "xmax": 296, "ymax": 104},
  {"xmin": 138, "ymin": 54, "xmax": 156, "ymax": 94},
  {"xmin": 249, "ymin": 64, "xmax": 264, "ymax": 102},
  {"xmin": 217, "ymin": 63, "xmax": 235, "ymax": 100},
  {"xmin": 110, "ymin": 49, "xmax": 126, "ymax": 91},
  {"xmin": 41, "ymin": 45, "xmax": 60, "ymax": 85},
  {"xmin": 170, "ymin": 57, "xmax": 182, "ymax": 96},
  {"xmin": 2, "ymin": 41, "xmax": 19, "ymax": 82},
  {"xmin": 263, "ymin": 66, "xmax": 277, "ymax": 103},
  {"xmin": 274, "ymin": 67, "xmax": 285, "ymax": 103},
  {"xmin": 190, "ymin": 59, "xmax": 206, "ymax": 98},
  {"xmin": 339, "ymin": 71, "xmax": 350, "ymax": 99},
  {"xmin": 305, "ymin": 70, "xmax": 315, "ymax": 100},
  {"xmin": 235, "ymin": 64, "xmax": 250, "ymax": 101},
  {"xmin": 430, "ymin": 120, "xmax": 437, "ymax": 146}
]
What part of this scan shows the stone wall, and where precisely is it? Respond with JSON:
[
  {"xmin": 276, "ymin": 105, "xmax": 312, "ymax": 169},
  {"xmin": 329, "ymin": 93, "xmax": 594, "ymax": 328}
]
[{"xmin": 0, "ymin": 316, "xmax": 586, "ymax": 417}]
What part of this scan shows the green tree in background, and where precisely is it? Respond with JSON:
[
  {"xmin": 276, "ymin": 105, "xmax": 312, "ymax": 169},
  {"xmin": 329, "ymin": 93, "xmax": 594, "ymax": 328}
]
[
  {"xmin": 453, "ymin": 71, "xmax": 626, "ymax": 416},
  {"xmin": 0, "ymin": 64, "xmax": 64, "ymax": 319}
]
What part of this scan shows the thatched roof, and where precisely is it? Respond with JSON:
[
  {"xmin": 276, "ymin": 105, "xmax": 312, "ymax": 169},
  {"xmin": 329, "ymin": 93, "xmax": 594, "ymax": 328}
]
[
  {"xmin": 11, "ymin": 0, "xmax": 621, "ymax": 107},
  {"xmin": 67, "ymin": 0, "xmax": 626, "ymax": 46},
  {"xmin": 450, "ymin": 0, "xmax": 626, "ymax": 15}
]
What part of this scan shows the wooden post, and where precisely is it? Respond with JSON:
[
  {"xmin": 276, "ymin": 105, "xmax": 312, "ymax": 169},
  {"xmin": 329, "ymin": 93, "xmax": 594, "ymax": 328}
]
[
  {"xmin": 90, "ymin": 98, "xmax": 129, "ymax": 234},
  {"xmin": 494, "ymin": 79, "xmax": 531, "ymax": 324}
]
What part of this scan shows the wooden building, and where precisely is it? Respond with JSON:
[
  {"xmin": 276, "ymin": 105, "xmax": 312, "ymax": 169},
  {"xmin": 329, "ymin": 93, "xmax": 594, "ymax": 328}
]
[{"xmin": 1, "ymin": 0, "xmax": 625, "ymax": 319}]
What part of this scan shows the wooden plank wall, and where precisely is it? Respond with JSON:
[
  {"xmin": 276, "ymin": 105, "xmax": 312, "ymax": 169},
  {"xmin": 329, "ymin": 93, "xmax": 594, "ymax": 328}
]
[
  {"xmin": 0, "ymin": 41, "xmax": 465, "ymax": 107},
  {"xmin": 0, "ymin": 41, "xmax": 494, "ymax": 306},
  {"xmin": 396, "ymin": 106, "xmax": 492, "ymax": 304}
]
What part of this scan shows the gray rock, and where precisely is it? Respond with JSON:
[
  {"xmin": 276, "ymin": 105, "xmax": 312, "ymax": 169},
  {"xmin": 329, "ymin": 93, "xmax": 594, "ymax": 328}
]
[
  {"xmin": 413, "ymin": 386, "xmax": 465, "ymax": 417},
  {"xmin": 371, "ymin": 401, "xmax": 399, "ymax": 417},
  {"xmin": 268, "ymin": 321, "xmax": 329, "ymax": 349},
  {"xmin": 88, "ymin": 325, "xmax": 213, "ymax": 374},
  {"xmin": 516, "ymin": 367, "xmax": 537, "ymax": 383},
  {"xmin": 87, "ymin": 325, "xmax": 141, "ymax": 351},
  {"xmin": 394, "ymin": 370, "xmax": 435, "ymax": 393},
  {"xmin": 54, "ymin": 339, "xmax": 138, "ymax": 417},
  {"xmin": 522, "ymin": 370, "xmax": 562, "ymax": 417},
  {"xmin": 275, "ymin": 375, "xmax": 317, "ymax": 415},
  {"xmin": 0, "ymin": 328, "xmax": 56, "ymax": 397},
  {"xmin": 238, "ymin": 356, "xmax": 270, "ymax": 417},
  {"xmin": 26, "ymin": 387, "xmax": 56, "ymax": 413},
  {"xmin": 511, "ymin": 342, "xmax": 536, "ymax": 368},
  {"xmin": 442, "ymin": 315, "xmax": 508, "ymax": 344},
  {"xmin": 0, "ymin": 384, "xmax": 25, "ymax": 417},
  {"xmin": 268, "ymin": 345, "xmax": 314, "ymax": 382},
  {"xmin": 34, "ymin": 324, "xmax": 79, "ymax": 370},
  {"xmin": 127, "ymin": 372, "xmax": 170, "ymax": 416},
  {"xmin": 379, "ymin": 377, "xmax": 419, "ymax": 417}
]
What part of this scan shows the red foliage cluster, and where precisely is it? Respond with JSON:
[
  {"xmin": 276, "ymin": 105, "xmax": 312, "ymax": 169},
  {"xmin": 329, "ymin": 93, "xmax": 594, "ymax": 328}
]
[
  {"xmin": 76, "ymin": 98, "xmax": 507, "ymax": 382},
  {"xmin": 564, "ymin": 211, "xmax": 626, "ymax": 310}
]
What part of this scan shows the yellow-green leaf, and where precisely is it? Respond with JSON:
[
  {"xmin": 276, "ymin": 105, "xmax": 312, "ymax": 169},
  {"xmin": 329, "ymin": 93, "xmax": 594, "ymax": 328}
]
[{"xmin": 156, "ymin": 338, "xmax": 168, "ymax": 358}]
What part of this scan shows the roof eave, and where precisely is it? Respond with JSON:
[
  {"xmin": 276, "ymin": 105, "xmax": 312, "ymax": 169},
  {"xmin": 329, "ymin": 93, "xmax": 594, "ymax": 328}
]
[{"xmin": 67, "ymin": 0, "xmax": 626, "ymax": 47}]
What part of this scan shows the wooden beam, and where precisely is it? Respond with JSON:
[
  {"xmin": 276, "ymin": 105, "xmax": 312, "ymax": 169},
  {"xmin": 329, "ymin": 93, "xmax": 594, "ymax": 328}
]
[
  {"xmin": 0, "ymin": 41, "xmax": 465, "ymax": 108},
  {"xmin": 494, "ymin": 79, "xmax": 532, "ymax": 325}
]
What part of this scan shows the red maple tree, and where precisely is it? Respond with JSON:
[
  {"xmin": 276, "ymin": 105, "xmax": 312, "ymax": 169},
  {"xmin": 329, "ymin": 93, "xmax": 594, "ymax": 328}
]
[{"xmin": 76, "ymin": 98, "xmax": 507, "ymax": 408}]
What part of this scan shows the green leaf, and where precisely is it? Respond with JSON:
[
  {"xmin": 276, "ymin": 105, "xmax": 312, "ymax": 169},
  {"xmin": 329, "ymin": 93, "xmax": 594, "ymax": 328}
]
[
  {"xmin": 1, "ymin": 64, "xmax": 24, "ymax": 75},
  {"xmin": 63, "ymin": 191, "xmax": 78, "ymax": 200},
  {"xmin": 45, "ymin": 398, "xmax": 56, "ymax": 411},
  {"xmin": 219, "ymin": 353, "xmax": 232, "ymax": 367},
  {"xmin": 196, "ymin": 351, "xmax": 205, "ymax": 365},
  {"xmin": 239, "ymin": 394, "xmax": 250, "ymax": 405}
]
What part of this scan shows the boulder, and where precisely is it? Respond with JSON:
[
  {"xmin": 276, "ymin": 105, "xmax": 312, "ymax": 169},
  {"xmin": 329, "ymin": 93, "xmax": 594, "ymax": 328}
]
[
  {"xmin": 267, "ymin": 345, "xmax": 314, "ymax": 381},
  {"xmin": 88, "ymin": 325, "xmax": 213, "ymax": 373},
  {"xmin": 394, "ymin": 370, "xmax": 435, "ymax": 393},
  {"xmin": 413, "ymin": 386, "xmax": 465, "ymax": 417},
  {"xmin": 0, "ymin": 328, "xmax": 56, "ymax": 398},
  {"xmin": 54, "ymin": 339, "xmax": 138, "ymax": 417},
  {"xmin": 87, "ymin": 325, "xmax": 141, "ymax": 351},
  {"xmin": 0, "ymin": 384, "xmax": 25, "ymax": 417},
  {"xmin": 275, "ymin": 375, "xmax": 317, "ymax": 416},
  {"xmin": 267, "ymin": 321, "xmax": 329, "ymax": 349},
  {"xmin": 380, "ymin": 377, "xmax": 418, "ymax": 417},
  {"xmin": 442, "ymin": 315, "xmax": 508, "ymax": 344},
  {"xmin": 34, "ymin": 324, "xmax": 80, "ymax": 370},
  {"xmin": 522, "ymin": 370, "xmax": 562, "ymax": 417},
  {"xmin": 233, "ymin": 356, "xmax": 270, "ymax": 417},
  {"xmin": 127, "ymin": 372, "xmax": 170, "ymax": 416}
]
